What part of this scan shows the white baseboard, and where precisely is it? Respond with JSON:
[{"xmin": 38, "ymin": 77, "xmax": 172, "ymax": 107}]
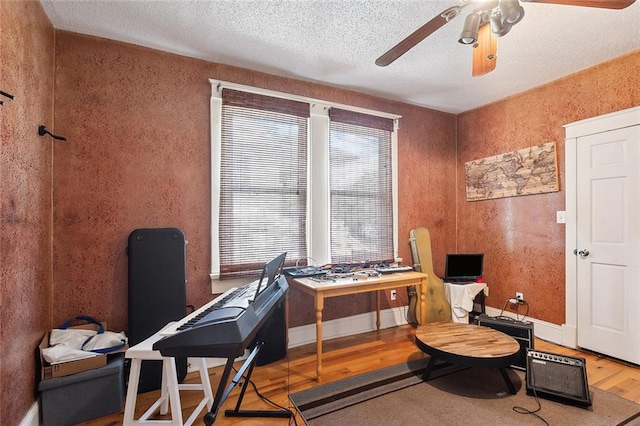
[
  {"xmin": 288, "ymin": 305, "xmax": 409, "ymax": 348},
  {"xmin": 19, "ymin": 399, "xmax": 39, "ymax": 426},
  {"xmin": 193, "ymin": 305, "xmax": 565, "ymax": 372},
  {"xmin": 484, "ymin": 306, "xmax": 562, "ymax": 344},
  {"xmin": 193, "ymin": 305, "xmax": 411, "ymax": 371}
]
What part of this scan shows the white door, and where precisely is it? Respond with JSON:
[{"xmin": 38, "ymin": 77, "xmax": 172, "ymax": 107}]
[{"xmin": 576, "ymin": 125, "xmax": 640, "ymax": 364}]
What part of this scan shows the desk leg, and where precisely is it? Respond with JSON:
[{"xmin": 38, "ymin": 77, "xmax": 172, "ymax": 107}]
[
  {"xmin": 419, "ymin": 275, "xmax": 427, "ymax": 325},
  {"xmin": 315, "ymin": 295, "xmax": 324, "ymax": 381},
  {"xmin": 376, "ymin": 290, "xmax": 381, "ymax": 331}
]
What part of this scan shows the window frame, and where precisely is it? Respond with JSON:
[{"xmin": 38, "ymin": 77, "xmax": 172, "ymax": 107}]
[{"xmin": 210, "ymin": 80, "xmax": 401, "ymax": 293}]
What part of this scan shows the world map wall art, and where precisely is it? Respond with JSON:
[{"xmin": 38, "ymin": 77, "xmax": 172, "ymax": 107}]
[{"xmin": 465, "ymin": 142, "xmax": 559, "ymax": 201}]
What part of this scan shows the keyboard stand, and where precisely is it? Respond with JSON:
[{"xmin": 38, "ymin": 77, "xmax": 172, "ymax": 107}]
[{"xmin": 203, "ymin": 342, "xmax": 292, "ymax": 425}]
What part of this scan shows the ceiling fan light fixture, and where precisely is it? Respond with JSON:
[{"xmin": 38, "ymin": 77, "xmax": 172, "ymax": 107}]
[
  {"xmin": 458, "ymin": 12, "xmax": 481, "ymax": 44},
  {"xmin": 489, "ymin": 9, "xmax": 511, "ymax": 37},
  {"xmin": 499, "ymin": 0, "xmax": 525, "ymax": 25}
]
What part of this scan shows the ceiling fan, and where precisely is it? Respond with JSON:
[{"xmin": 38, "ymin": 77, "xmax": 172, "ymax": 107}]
[{"xmin": 375, "ymin": 0, "xmax": 636, "ymax": 77}]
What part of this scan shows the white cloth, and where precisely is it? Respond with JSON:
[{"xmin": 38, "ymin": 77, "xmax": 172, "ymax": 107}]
[
  {"xmin": 444, "ymin": 282, "xmax": 487, "ymax": 323},
  {"xmin": 82, "ymin": 331, "xmax": 128, "ymax": 351},
  {"xmin": 46, "ymin": 327, "xmax": 127, "ymax": 362},
  {"xmin": 49, "ymin": 328, "xmax": 97, "ymax": 350},
  {"xmin": 42, "ymin": 345, "xmax": 98, "ymax": 364}
]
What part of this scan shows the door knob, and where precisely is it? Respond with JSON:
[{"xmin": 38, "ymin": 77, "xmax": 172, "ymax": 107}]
[{"xmin": 578, "ymin": 249, "xmax": 590, "ymax": 257}]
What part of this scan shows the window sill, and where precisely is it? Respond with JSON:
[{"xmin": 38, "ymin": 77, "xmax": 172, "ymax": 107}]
[{"xmin": 210, "ymin": 274, "xmax": 254, "ymax": 295}]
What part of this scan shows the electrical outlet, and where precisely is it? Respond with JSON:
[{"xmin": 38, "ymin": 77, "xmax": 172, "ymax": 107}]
[
  {"xmin": 516, "ymin": 292, "xmax": 524, "ymax": 301},
  {"xmin": 557, "ymin": 210, "xmax": 566, "ymax": 224},
  {"xmin": 390, "ymin": 290, "xmax": 397, "ymax": 301}
]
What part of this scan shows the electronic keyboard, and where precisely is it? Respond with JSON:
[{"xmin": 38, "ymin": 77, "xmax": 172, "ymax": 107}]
[
  {"xmin": 153, "ymin": 275, "xmax": 288, "ymax": 358},
  {"xmin": 376, "ymin": 265, "xmax": 414, "ymax": 274}
]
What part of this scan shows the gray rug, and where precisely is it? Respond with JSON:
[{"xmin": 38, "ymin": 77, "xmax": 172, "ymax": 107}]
[{"xmin": 290, "ymin": 358, "xmax": 640, "ymax": 426}]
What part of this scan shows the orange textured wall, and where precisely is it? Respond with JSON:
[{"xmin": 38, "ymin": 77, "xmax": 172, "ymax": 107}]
[
  {"xmin": 2, "ymin": 4, "xmax": 637, "ymax": 421},
  {"xmin": 52, "ymin": 31, "xmax": 457, "ymax": 330},
  {"xmin": 456, "ymin": 51, "xmax": 640, "ymax": 324},
  {"xmin": 2, "ymin": 2, "xmax": 636, "ymax": 420},
  {"xmin": 0, "ymin": 1, "xmax": 54, "ymax": 424}
]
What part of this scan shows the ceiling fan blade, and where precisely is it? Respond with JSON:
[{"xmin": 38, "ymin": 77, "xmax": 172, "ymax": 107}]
[
  {"xmin": 472, "ymin": 23, "xmax": 497, "ymax": 77},
  {"xmin": 375, "ymin": 6, "xmax": 461, "ymax": 67},
  {"xmin": 520, "ymin": 0, "xmax": 636, "ymax": 9}
]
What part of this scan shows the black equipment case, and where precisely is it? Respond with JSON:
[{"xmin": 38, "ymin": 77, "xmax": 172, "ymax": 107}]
[{"xmin": 127, "ymin": 227, "xmax": 188, "ymax": 392}]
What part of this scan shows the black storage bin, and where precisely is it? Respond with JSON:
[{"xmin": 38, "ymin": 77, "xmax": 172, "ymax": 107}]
[{"xmin": 38, "ymin": 356, "xmax": 124, "ymax": 425}]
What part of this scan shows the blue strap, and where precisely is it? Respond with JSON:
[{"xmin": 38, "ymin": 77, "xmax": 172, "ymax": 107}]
[
  {"xmin": 58, "ymin": 316, "xmax": 105, "ymax": 334},
  {"xmin": 82, "ymin": 338, "xmax": 127, "ymax": 354},
  {"xmin": 60, "ymin": 316, "xmax": 125, "ymax": 353}
]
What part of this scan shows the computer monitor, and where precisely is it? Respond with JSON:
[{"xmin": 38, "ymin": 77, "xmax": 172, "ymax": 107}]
[{"xmin": 444, "ymin": 253, "xmax": 484, "ymax": 282}]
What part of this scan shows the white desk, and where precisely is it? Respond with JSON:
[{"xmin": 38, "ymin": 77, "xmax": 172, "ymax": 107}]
[
  {"xmin": 444, "ymin": 282, "xmax": 488, "ymax": 323},
  {"xmin": 289, "ymin": 271, "xmax": 428, "ymax": 380}
]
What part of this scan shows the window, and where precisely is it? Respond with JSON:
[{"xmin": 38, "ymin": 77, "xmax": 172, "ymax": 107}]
[
  {"xmin": 218, "ymin": 89, "xmax": 309, "ymax": 279},
  {"xmin": 210, "ymin": 80, "xmax": 400, "ymax": 290},
  {"xmin": 329, "ymin": 109, "xmax": 394, "ymax": 263}
]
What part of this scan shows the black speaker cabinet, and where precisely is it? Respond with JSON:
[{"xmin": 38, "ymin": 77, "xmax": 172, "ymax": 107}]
[
  {"xmin": 526, "ymin": 349, "xmax": 592, "ymax": 407},
  {"xmin": 476, "ymin": 314, "xmax": 534, "ymax": 370},
  {"xmin": 127, "ymin": 228, "xmax": 188, "ymax": 392},
  {"xmin": 255, "ymin": 298, "xmax": 287, "ymax": 366}
]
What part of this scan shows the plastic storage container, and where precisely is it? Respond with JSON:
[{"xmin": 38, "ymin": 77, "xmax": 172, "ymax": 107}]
[{"xmin": 38, "ymin": 355, "xmax": 124, "ymax": 425}]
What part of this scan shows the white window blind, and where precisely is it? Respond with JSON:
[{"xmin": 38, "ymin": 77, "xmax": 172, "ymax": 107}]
[
  {"xmin": 329, "ymin": 108, "xmax": 394, "ymax": 263},
  {"xmin": 219, "ymin": 89, "xmax": 309, "ymax": 278}
]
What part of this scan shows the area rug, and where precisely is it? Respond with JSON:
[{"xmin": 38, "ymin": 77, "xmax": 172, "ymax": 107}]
[{"xmin": 290, "ymin": 358, "xmax": 640, "ymax": 426}]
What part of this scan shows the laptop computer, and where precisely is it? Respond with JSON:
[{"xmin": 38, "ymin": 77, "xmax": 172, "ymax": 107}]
[{"xmin": 443, "ymin": 253, "xmax": 484, "ymax": 283}]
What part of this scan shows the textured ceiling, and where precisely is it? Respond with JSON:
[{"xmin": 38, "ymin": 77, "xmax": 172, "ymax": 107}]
[{"xmin": 41, "ymin": 0, "xmax": 639, "ymax": 114}]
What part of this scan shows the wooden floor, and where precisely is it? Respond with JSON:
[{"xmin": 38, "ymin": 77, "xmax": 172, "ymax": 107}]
[{"xmin": 81, "ymin": 324, "xmax": 640, "ymax": 425}]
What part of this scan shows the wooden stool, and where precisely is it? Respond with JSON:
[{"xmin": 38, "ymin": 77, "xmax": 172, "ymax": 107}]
[{"xmin": 123, "ymin": 328, "xmax": 214, "ymax": 426}]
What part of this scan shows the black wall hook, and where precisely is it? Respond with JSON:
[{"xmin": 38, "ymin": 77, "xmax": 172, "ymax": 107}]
[
  {"xmin": 38, "ymin": 125, "xmax": 67, "ymax": 141},
  {"xmin": 1, "ymin": 90, "xmax": 14, "ymax": 106}
]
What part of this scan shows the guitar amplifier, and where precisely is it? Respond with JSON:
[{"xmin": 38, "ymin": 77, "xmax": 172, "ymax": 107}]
[
  {"xmin": 526, "ymin": 349, "xmax": 592, "ymax": 407},
  {"xmin": 476, "ymin": 314, "xmax": 534, "ymax": 370}
]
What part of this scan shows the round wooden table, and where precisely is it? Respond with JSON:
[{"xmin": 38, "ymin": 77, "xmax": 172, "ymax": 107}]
[{"xmin": 415, "ymin": 322, "xmax": 521, "ymax": 394}]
